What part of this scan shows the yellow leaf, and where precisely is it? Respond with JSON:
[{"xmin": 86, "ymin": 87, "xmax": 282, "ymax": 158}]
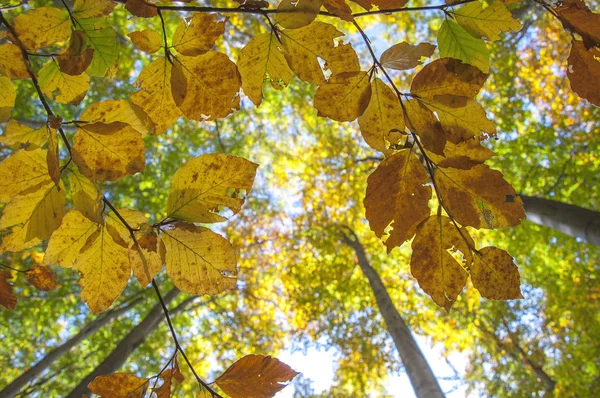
[
  {"xmin": 25, "ymin": 265, "xmax": 59, "ymax": 291},
  {"xmin": 403, "ymin": 99, "xmax": 446, "ymax": 155},
  {"xmin": 567, "ymin": 40, "xmax": 600, "ymax": 107},
  {"xmin": 380, "ymin": 41, "xmax": 436, "ymax": 70},
  {"xmin": 237, "ymin": 32, "xmax": 293, "ymax": 106},
  {"xmin": 434, "ymin": 164, "xmax": 525, "ymax": 229},
  {"xmin": 425, "ymin": 138, "xmax": 495, "ymax": 169},
  {"xmin": 0, "ymin": 76, "xmax": 15, "ymax": 122},
  {"xmin": 73, "ymin": 0, "xmax": 116, "ymax": 18},
  {"xmin": 38, "ymin": 61, "xmax": 89, "ymax": 105},
  {"xmin": 88, "ymin": 372, "xmax": 149, "ymax": 398},
  {"xmin": 128, "ymin": 29, "xmax": 162, "ymax": 54},
  {"xmin": 423, "ymin": 95, "xmax": 496, "ymax": 143},
  {"xmin": 471, "ymin": 246, "xmax": 523, "ymax": 300},
  {"xmin": 0, "ymin": 148, "xmax": 52, "ymax": 203},
  {"xmin": 215, "ymin": 354, "xmax": 299, "ymax": 398},
  {"xmin": 171, "ymin": 52, "xmax": 241, "ymax": 121},
  {"xmin": 313, "ymin": 71, "xmax": 372, "ymax": 122},
  {"xmin": 47, "ymin": 127, "xmax": 60, "ymax": 186},
  {"xmin": 79, "ymin": 99, "xmax": 153, "ymax": 136},
  {"xmin": 57, "ymin": 30, "xmax": 94, "ymax": 76},
  {"xmin": 0, "ymin": 43, "xmax": 29, "ymax": 79},
  {"xmin": 281, "ymin": 21, "xmax": 360, "ymax": 85},
  {"xmin": 364, "ymin": 149, "xmax": 431, "ymax": 252},
  {"xmin": 44, "ymin": 209, "xmax": 99, "ymax": 267},
  {"xmin": 453, "ymin": 0, "xmax": 521, "ymax": 41},
  {"xmin": 0, "ymin": 120, "xmax": 49, "ymax": 149},
  {"xmin": 11, "ymin": 7, "xmax": 70, "ymax": 51},
  {"xmin": 276, "ymin": 0, "xmax": 323, "ymax": 30},
  {"xmin": 411, "ymin": 215, "xmax": 470, "ymax": 310},
  {"xmin": 162, "ymin": 222, "xmax": 237, "ymax": 296},
  {"xmin": 72, "ymin": 122, "xmax": 145, "ymax": 181},
  {"xmin": 410, "ymin": 58, "xmax": 488, "ymax": 100},
  {"xmin": 358, "ymin": 78, "xmax": 405, "ymax": 156},
  {"xmin": 0, "ymin": 180, "xmax": 66, "ymax": 252},
  {"xmin": 172, "ymin": 14, "xmax": 225, "ymax": 56},
  {"xmin": 0, "ymin": 271, "xmax": 17, "ymax": 310},
  {"xmin": 130, "ymin": 57, "xmax": 182, "ymax": 134},
  {"xmin": 437, "ymin": 19, "xmax": 490, "ymax": 73},
  {"xmin": 69, "ymin": 167, "xmax": 103, "ymax": 223},
  {"xmin": 166, "ymin": 153, "xmax": 258, "ymax": 223}
]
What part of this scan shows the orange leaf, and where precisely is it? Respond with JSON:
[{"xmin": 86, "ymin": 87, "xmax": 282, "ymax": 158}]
[
  {"xmin": 0, "ymin": 271, "xmax": 17, "ymax": 310},
  {"xmin": 26, "ymin": 265, "xmax": 59, "ymax": 291},
  {"xmin": 567, "ymin": 40, "xmax": 600, "ymax": 107},
  {"xmin": 88, "ymin": 372, "xmax": 149, "ymax": 397},
  {"xmin": 471, "ymin": 246, "xmax": 523, "ymax": 300}
]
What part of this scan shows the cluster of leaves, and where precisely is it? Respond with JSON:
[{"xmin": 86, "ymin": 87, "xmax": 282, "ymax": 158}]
[{"xmin": 1, "ymin": 0, "xmax": 599, "ymax": 395}]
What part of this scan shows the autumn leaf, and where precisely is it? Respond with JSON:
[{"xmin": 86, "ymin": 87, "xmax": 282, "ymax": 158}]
[
  {"xmin": 410, "ymin": 58, "xmax": 488, "ymax": 100},
  {"xmin": 0, "ymin": 271, "xmax": 17, "ymax": 310},
  {"xmin": 281, "ymin": 21, "xmax": 360, "ymax": 85},
  {"xmin": 567, "ymin": 40, "xmax": 600, "ymax": 107},
  {"xmin": 434, "ymin": 164, "xmax": 525, "ymax": 229},
  {"xmin": 46, "ymin": 127, "xmax": 60, "ymax": 186},
  {"xmin": 215, "ymin": 354, "xmax": 299, "ymax": 398},
  {"xmin": 452, "ymin": 0, "xmax": 522, "ymax": 41},
  {"xmin": 128, "ymin": 29, "xmax": 163, "ymax": 54},
  {"xmin": 380, "ymin": 42, "xmax": 436, "ymax": 70},
  {"xmin": 437, "ymin": 19, "xmax": 490, "ymax": 73},
  {"xmin": 153, "ymin": 355, "xmax": 185, "ymax": 398},
  {"xmin": 125, "ymin": 0, "xmax": 158, "ymax": 18},
  {"xmin": 237, "ymin": 32, "xmax": 294, "ymax": 106},
  {"xmin": 162, "ymin": 222, "xmax": 237, "ymax": 296},
  {"xmin": 276, "ymin": 0, "xmax": 323, "ymax": 30},
  {"xmin": 403, "ymin": 99, "xmax": 446, "ymax": 155},
  {"xmin": 57, "ymin": 30, "xmax": 94, "ymax": 76},
  {"xmin": 72, "ymin": 0, "xmax": 116, "ymax": 19},
  {"xmin": 72, "ymin": 122, "xmax": 145, "ymax": 181},
  {"xmin": 0, "ymin": 77, "xmax": 15, "ymax": 122},
  {"xmin": 0, "ymin": 148, "xmax": 53, "ymax": 203},
  {"xmin": 79, "ymin": 99, "xmax": 153, "ymax": 136},
  {"xmin": 88, "ymin": 372, "xmax": 149, "ymax": 397},
  {"xmin": 0, "ymin": 43, "xmax": 29, "ymax": 79},
  {"xmin": 172, "ymin": 14, "xmax": 225, "ymax": 56},
  {"xmin": 425, "ymin": 138, "xmax": 495, "ymax": 169},
  {"xmin": 313, "ymin": 71, "xmax": 372, "ymax": 122},
  {"xmin": 555, "ymin": 0, "xmax": 600, "ymax": 48},
  {"xmin": 358, "ymin": 78, "xmax": 406, "ymax": 156},
  {"xmin": 38, "ymin": 61, "xmax": 89, "ymax": 105},
  {"xmin": 411, "ymin": 215, "xmax": 471, "ymax": 311},
  {"xmin": 0, "ymin": 119, "xmax": 49, "ymax": 149},
  {"xmin": 25, "ymin": 265, "xmax": 59, "ymax": 291},
  {"xmin": 75, "ymin": 18, "xmax": 119, "ymax": 77},
  {"xmin": 470, "ymin": 246, "xmax": 523, "ymax": 300},
  {"xmin": 364, "ymin": 149, "xmax": 432, "ymax": 252},
  {"xmin": 68, "ymin": 167, "xmax": 103, "ymax": 223},
  {"xmin": 166, "ymin": 153, "xmax": 258, "ymax": 223},
  {"xmin": 11, "ymin": 7, "xmax": 70, "ymax": 51},
  {"xmin": 322, "ymin": 0, "xmax": 353, "ymax": 21},
  {"xmin": 44, "ymin": 210, "xmax": 99, "ymax": 267}
]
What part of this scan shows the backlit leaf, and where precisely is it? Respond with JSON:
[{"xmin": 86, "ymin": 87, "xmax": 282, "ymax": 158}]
[
  {"xmin": 237, "ymin": 32, "xmax": 293, "ymax": 106},
  {"xmin": 172, "ymin": 14, "xmax": 225, "ymax": 56},
  {"xmin": 0, "ymin": 120, "xmax": 49, "ymax": 149},
  {"xmin": 0, "ymin": 271, "xmax": 17, "ymax": 310},
  {"xmin": 162, "ymin": 222, "xmax": 237, "ymax": 296},
  {"xmin": 0, "ymin": 148, "xmax": 52, "ymax": 203},
  {"xmin": 411, "ymin": 215, "xmax": 470, "ymax": 310},
  {"xmin": 125, "ymin": 0, "xmax": 158, "ymax": 18},
  {"xmin": 313, "ymin": 71, "xmax": 372, "ymax": 122},
  {"xmin": 11, "ymin": 7, "xmax": 70, "ymax": 51},
  {"xmin": 380, "ymin": 42, "xmax": 436, "ymax": 70},
  {"xmin": 215, "ymin": 354, "xmax": 299, "ymax": 398},
  {"xmin": 358, "ymin": 78, "xmax": 406, "ymax": 156},
  {"xmin": 410, "ymin": 58, "xmax": 487, "ymax": 100},
  {"xmin": 167, "ymin": 153, "xmax": 258, "ymax": 223},
  {"xmin": 322, "ymin": 0, "xmax": 353, "ymax": 21},
  {"xmin": 25, "ymin": 265, "xmax": 58, "ymax": 291},
  {"xmin": 434, "ymin": 164, "xmax": 525, "ymax": 229},
  {"xmin": 567, "ymin": 40, "xmax": 600, "ymax": 107},
  {"xmin": 0, "ymin": 43, "xmax": 28, "ymax": 79},
  {"xmin": 79, "ymin": 99, "xmax": 153, "ymax": 136},
  {"xmin": 471, "ymin": 246, "xmax": 523, "ymax": 300},
  {"xmin": 76, "ymin": 18, "xmax": 119, "ymax": 77},
  {"xmin": 69, "ymin": 167, "xmax": 103, "ymax": 223},
  {"xmin": 72, "ymin": 122, "xmax": 145, "ymax": 181},
  {"xmin": 426, "ymin": 138, "xmax": 494, "ymax": 169},
  {"xmin": 555, "ymin": 0, "xmax": 600, "ymax": 48},
  {"xmin": 38, "ymin": 61, "xmax": 89, "ymax": 105},
  {"xmin": 453, "ymin": 0, "xmax": 521, "ymax": 41},
  {"xmin": 73, "ymin": 0, "xmax": 116, "ymax": 19},
  {"xmin": 0, "ymin": 76, "xmax": 15, "ymax": 122},
  {"xmin": 364, "ymin": 149, "xmax": 431, "ymax": 252},
  {"xmin": 438, "ymin": 19, "xmax": 490, "ymax": 73},
  {"xmin": 88, "ymin": 372, "xmax": 149, "ymax": 397},
  {"xmin": 44, "ymin": 210, "xmax": 99, "ymax": 267},
  {"xmin": 57, "ymin": 30, "xmax": 94, "ymax": 76},
  {"xmin": 403, "ymin": 98, "xmax": 446, "ymax": 155},
  {"xmin": 276, "ymin": 0, "xmax": 323, "ymax": 30},
  {"xmin": 46, "ymin": 127, "xmax": 60, "ymax": 186},
  {"xmin": 128, "ymin": 29, "xmax": 162, "ymax": 53}
]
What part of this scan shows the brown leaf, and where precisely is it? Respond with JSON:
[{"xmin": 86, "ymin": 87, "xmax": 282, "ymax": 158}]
[
  {"xmin": 471, "ymin": 246, "xmax": 523, "ymax": 300},
  {"xmin": 434, "ymin": 164, "xmax": 525, "ymax": 229},
  {"xmin": 57, "ymin": 30, "xmax": 94, "ymax": 76},
  {"xmin": 322, "ymin": 0, "xmax": 353, "ymax": 21},
  {"xmin": 555, "ymin": 0, "xmax": 600, "ymax": 48},
  {"xmin": 25, "ymin": 265, "xmax": 59, "ymax": 291},
  {"xmin": 125, "ymin": 0, "xmax": 157, "ymax": 18},
  {"xmin": 411, "ymin": 58, "xmax": 488, "ymax": 100},
  {"xmin": 364, "ymin": 149, "xmax": 431, "ymax": 252},
  {"xmin": 0, "ymin": 271, "xmax": 17, "ymax": 310},
  {"xmin": 567, "ymin": 40, "xmax": 600, "ymax": 107},
  {"xmin": 215, "ymin": 354, "xmax": 299, "ymax": 398},
  {"xmin": 88, "ymin": 372, "xmax": 149, "ymax": 397},
  {"xmin": 380, "ymin": 42, "xmax": 436, "ymax": 70},
  {"xmin": 411, "ymin": 215, "xmax": 470, "ymax": 310},
  {"xmin": 314, "ymin": 71, "xmax": 372, "ymax": 122}
]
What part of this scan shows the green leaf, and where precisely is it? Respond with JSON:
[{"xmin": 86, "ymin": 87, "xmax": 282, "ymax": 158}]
[
  {"xmin": 77, "ymin": 18, "xmax": 119, "ymax": 77},
  {"xmin": 453, "ymin": 0, "xmax": 521, "ymax": 41},
  {"xmin": 438, "ymin": 19, "xmax": 490, "ymax": 73}
]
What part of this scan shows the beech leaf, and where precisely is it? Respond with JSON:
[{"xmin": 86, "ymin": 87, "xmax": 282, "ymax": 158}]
[
  {"xmin": 380, "ymin": 41, "xmax": 436, "ymax": 70},
  {"xmin": 88, "ymin": 372, "xmax": 149, "ymax": 397},
  {"xmin": 471, "ymin": 246, "xmax": 523, "ymax": 300}
]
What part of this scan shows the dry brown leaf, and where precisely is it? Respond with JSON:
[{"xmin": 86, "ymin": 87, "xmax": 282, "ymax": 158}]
[
  {"xmin": 567, "ymin": 40, "xmax": 600, "ymax": 107},
  {"xmin": 380, "ymin": 42, "xmax": 436, "ymax": 70},
  {"xmin": 0, "ymin": 271, "xmax": 17, "ymax": 310}
]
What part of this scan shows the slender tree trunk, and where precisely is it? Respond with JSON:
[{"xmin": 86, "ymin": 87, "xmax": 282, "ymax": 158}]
[
  {"xmin": 65, "ymin": 289, "xmax": 202, "ymax": 398},
  {"xmin": 521, "ymin": 195, "xmax": 600, "ymax": 246},
  {"xmin": 341, "ymin": 231, "xmax": 445, "ymax": 398},
  {"xmin": 0, "ymin": 295, "xmax": 145, "ymax": 398}
]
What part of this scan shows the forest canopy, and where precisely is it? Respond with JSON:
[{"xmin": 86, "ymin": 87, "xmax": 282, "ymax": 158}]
[{"xmin": 0, "ymin": 0, "xmax": 599, "ymax": 397}]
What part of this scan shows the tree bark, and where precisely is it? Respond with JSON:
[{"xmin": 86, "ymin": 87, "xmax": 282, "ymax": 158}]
[
  {"xmin": 341, "ymin": 231, "xmax": 445, "ymax": 398},
  {"xmin": 65, "ymin": 289, "xmax": 181, "ymax": 398},
  {"xmin": 521, "ymin": 195, "xmax": 600, "ymax": 246},
  {"xmin": 0, "ymin": 295, "xmax": 145, "ymax": 398}
]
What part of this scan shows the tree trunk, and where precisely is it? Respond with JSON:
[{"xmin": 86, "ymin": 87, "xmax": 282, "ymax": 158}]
[
  {"xmin": 0, "ymin": 295, "xmax": 145, "ymax": 398},
  {"xmin": 341, "ymin": 231, "xmax": 445, "ymax": 398},
  {"xmin": 66, "ymin": 289, "xmax": 181, "ymax": 398},
  {"xmin": 521, "ymin": 195, "xmax": 600, "ymax": 246}
]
